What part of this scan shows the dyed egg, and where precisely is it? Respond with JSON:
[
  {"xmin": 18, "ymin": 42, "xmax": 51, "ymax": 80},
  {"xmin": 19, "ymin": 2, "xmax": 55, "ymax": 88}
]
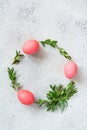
[
  {"xmin": 64, "ymin": 61, "xmax": 78, "ymax": 79},
  {"xmin": 22, "ymin": 40, "xmax": 40, "ymax": 54},
  {"xmin": 17, "ymin": 89, "xmax": 35, "ymax": 105}
]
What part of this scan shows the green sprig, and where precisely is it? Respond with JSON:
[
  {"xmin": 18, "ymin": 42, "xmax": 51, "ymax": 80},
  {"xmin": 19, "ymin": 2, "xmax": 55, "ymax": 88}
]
[
  {"xmin": 40, "ymin": 39, "xmax": 71, "ymax": 60},
  {"xmin": 36, "ymin": 81, "xmax": 77, "ymax": 112},
  {"xmin": 12, "ymin": 50, "xmax": 24, "ymax": 65},
  {"xmin": 7, "ymin": 67, "xmax": 21, "ymax": 91},
  {"xmin": 40, "ymin": 39, "xmax": 57, "ymax": 48}
]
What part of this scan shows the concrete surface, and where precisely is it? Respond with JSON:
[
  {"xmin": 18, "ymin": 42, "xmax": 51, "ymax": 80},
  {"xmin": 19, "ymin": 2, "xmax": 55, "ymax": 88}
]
[{"xmin": 0, "ymin": 0, "xmax": 87, "ymax": 130}]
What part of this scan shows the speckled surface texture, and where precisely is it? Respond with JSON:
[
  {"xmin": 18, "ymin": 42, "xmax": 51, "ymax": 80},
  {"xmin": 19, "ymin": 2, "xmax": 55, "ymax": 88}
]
[{"xmin": 0, "ymin": 0, "xmax": 87, "ymax": 130}]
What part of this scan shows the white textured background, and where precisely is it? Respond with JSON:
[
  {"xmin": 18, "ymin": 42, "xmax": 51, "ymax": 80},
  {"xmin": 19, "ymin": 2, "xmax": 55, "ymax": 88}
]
[{"xmin": 0, "ymin": 0, "xmax": 87, "ymax": 130}]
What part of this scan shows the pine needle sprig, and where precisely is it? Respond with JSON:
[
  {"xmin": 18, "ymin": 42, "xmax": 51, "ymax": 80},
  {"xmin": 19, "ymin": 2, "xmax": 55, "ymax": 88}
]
[
  {"xmin": 40, "ymin": 39, "xmax": 71, "ymax": 60},
  {"xmin": 36, "ymin": 81, "xmax": 77, "ymax": 112}
]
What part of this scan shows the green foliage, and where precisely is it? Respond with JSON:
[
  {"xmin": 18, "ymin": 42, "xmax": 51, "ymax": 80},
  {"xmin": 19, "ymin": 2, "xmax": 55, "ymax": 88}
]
[
  {"xmin": 40, "ymin": 39, "xmax": 57, "ymax": 48},
  {"xmin": 7, "ymin": 67, "xmax": 20, "ymax": 91},
  {"xmin": 37, "ymin": 81, "xmax": 77, "ymax": 112},
  {"xmin": 12, "ymin": 50, "xmax": 24, "ymax": 64},
  {"xmin": 40, "ymin": 39, "xmax": 71, "ymax": 60},
  {"xmin": 58, "ymin": 47, "xmax": 71, "ymax": 60}
]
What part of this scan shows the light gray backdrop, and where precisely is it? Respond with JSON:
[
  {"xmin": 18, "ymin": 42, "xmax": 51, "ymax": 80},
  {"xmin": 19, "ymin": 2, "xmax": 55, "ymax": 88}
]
[{"xmin": 0, "ymin": 0, "xmax": 87, "ymax": 130}]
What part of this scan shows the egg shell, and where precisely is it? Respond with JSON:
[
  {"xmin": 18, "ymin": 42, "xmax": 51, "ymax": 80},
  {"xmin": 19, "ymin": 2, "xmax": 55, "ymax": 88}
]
[
  {"xmin": 22, "ymin": 40, "xmax": 40, "ymax": 54},
  {"xmin": 64, "ymin": 61, "xmax": 78, "ymax": 79},
  {"xmin": 17, "ymin": 89, "xmax": 35, "ymax": 105}
]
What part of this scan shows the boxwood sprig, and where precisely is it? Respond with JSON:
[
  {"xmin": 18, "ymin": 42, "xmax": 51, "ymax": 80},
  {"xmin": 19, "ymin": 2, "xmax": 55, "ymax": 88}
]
[
  {"xmin": 40, "ymin": 39, "xmax": 71, "ymax": 60},
  {"xmin": 12, "ymin": 50, "xmax": 24, "ymax": 65},
  {"xmin": 36, "ymin": 81, "xmax": 77, "ymax": 112},
  {"xmin": 7, "ymin": 67, "xmax": 21, "ymax": 91}
]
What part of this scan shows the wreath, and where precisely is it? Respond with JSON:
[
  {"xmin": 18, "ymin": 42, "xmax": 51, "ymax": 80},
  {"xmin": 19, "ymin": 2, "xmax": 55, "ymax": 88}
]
[{"xmin": 8, "ymin": 39, "xmax": 78, "ymax": 112}]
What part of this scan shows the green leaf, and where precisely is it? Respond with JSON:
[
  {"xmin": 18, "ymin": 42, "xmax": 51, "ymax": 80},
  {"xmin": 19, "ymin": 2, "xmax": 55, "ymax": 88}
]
[
  {"xmin": 12, "ymin": 50, "xmax": 24, "ymax": 65},
  {"xmin": 40, "ymin": 39, "xmax": 57, "ymax": 48},
  {"xmin": 7, "ymin": 67, "xmax": 21, "ymax": 91},
  {"xmin": 40, "ymin": 39, "xmax": 72, "ymax": 60},
  {"xmin": 58, "ymin": 47, "xmax": 71, "ymax": 60},
  {"xmin": 36, "ymin": 99, "xmax": 48, "ymax": 107},
  {"xmin": 36, "ymin": 81, "xmax": 77, "ymax": 112}
]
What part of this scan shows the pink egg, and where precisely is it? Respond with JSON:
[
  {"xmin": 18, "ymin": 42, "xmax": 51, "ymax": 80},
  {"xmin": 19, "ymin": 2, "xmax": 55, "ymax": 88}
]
[
  {"xmin": 17, "ymin": 89, "xmax": 35, "ymax": 105},
  {"xmin": 64, "ymin": 61, "xmax": 78, "ymax": 79},
  {"xmin": 22, "ymin": 40, "xmax": 40, "ymax": 54}
]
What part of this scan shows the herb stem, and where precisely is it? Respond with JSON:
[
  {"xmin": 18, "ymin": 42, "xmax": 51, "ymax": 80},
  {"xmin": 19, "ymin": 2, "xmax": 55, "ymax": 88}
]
[
  {"xmin": 7, "ymin": 67, "xmax": 21, "ymax": 91},
  {"xmin": 37, "ymin": 81, "xmax": 77, "ymax": 112},
  {"xmin": 40, "ymin": 39, "xmax": 72, "ymax": 60},
  {"xmin": 12, "ymin": 50, "xmax": 24, "ymax": 65}
]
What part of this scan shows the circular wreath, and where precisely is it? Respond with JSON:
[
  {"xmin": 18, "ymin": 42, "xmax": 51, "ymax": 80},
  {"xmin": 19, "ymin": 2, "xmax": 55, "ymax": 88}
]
[{"xmin": 8, "ymin": 39, "xmax": 78, "ymax": 112}]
